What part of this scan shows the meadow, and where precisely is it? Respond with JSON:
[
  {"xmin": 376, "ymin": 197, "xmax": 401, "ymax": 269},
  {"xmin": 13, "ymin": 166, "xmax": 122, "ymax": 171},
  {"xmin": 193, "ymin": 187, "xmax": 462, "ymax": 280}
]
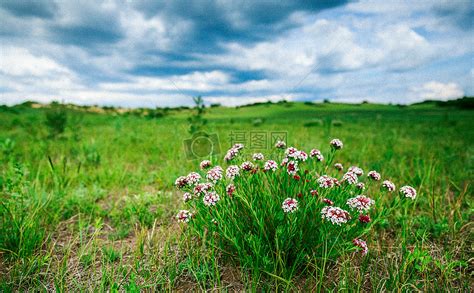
[{"xmin": 0, "ymin": 100, "xmax": 472, "ymax": 291}]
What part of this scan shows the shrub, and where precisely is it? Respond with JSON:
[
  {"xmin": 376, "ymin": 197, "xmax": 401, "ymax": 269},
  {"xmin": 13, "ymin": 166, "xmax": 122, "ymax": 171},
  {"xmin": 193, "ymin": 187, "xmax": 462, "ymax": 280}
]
[
  {"xmin": 174, "ymin": 139, "xmax": 418, "ymax": 279},
  {"xmin": 45, "ymin": 102, "xmax": 67, "ymax": 137},
  {"xmin": 252, "ymin": 118, "xmax": 264, "ymax": 126},
  {"xmin": 331, "ymin": 119, "xmax": 343, "ymax": 127},
  {"xmin": 188, "ymin": 96, "xmax": 207, "ymax": 135},
  {"xmin": 303, "ymin": 118, "xmax": 323, "ymax": 127}
]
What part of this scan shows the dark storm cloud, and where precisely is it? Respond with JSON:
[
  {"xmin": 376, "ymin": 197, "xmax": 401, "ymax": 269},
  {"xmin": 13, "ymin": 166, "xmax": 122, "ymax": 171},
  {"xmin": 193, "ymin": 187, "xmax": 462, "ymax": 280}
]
[
  {"xmin": 132, "ymin": 0, "xmax": 349, "ymax": 50},
  {"xmin": 433, "ymin": 1, "xmax": 474, "ymax": 31},
  {"xmin": 0, "ymin": 0, "xmax": 57, "ymax": 18},
  {"xmin": 49, "ymin": 23, "xmax": 123, "ymax": 46}
]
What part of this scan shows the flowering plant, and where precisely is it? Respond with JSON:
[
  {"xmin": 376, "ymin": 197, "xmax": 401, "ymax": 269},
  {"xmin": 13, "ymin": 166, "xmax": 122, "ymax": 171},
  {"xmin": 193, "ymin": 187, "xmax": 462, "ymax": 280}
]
[{"xmin": 174, "ymin": 139, "xmax": 417, "ymax": 278}]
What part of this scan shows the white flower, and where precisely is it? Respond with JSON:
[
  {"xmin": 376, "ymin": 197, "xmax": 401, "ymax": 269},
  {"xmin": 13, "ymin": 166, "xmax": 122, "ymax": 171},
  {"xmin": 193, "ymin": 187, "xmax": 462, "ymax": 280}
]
[
  {"xmin": 206, "ymin": 167, "xmax": 223, "ymax": 183},
  {"xmin": 176, "ymin": 210, "xmax": 192, "ymax": 223},
  {"xmin": 330, "ymin": 139, "xmax": 343, "ymax": 149},
  {"xmin": 286, "ymin": 160, "xmax": 299, "ymax": 175},
  {"xmin": 203, "ymin": 191, "xmax": 220, "ymax": 206},
  {"xmin": 224, "ymin": 147, "xmax": 239, "ymax": 161},
  {"xmin": 200, "ymin": 160, "xmax": 212, "ymax": 169},
  {"xmin": 334, "ymin": 163, "xmax": 343, "ymax": 170},
  {"xmin": 353, "ymin": 238, "xmax": 368, "ymax": 255},
  {"xmin": 309, "ymin": 149, "xmax": 324, "ymax": 161},
  {"xmin": 183, "ymin": 192, "xmax": 193, "ymax": 202},
  {"xmin": 226, "ymin": 165, "xmax": 240, "ymax": 179},
  {"xmin": 226, "ymin": 184, "xmax": 236, "ymax": 196},
  {"xmin": 400, "ymin": 185, "xmax": 417, "ymax": 199},
  {"xmin": 186, "ymin": 172, "xmax": 201, "ymax": 185},
  {"xmin": 285, "ymin": 147, "xmax": 298, "ymax": 157},
  {"xmin": 282, "ymin": 198, "xmax": 298, "ymax": 213},
  {"xmin": 193, "ymin": 182, "xmax": 213, "ymax": 196},
  {"xmin": 346, "ymin": 195, "xmax": 375, "ymax": 212},
  {"xmin": 321, "ymin": 206, "xmax": 351, "ymax": 225},
  {"xmin": 252, "ymin": 153, "xmax": 264, "ymax": 161},
  {"xmin": 264, "ymin": 160, "xmax": 278, "ymax": 171},
  {"xmin": 174, "ymin": 176, "xmax": 188, "ymax": 189},
  {"xmin": 275, "ymin": 140, "xmax": 286, "ymax": 148},
  {"xmin": 382, "ymin": 180, "xmax": 396, "ymax": 192},
  {"xmin": 343, "ymin": 172, "xmax": 358, "ymax": 185},
  {"xmin": 241, "ymin": 161, "xmax": 254, "ymax": 171},
  {"xmin": 348, "ymin": 166, "xmax": 364, "ymax": 176},
  {"xmin": 367, "ymin": 170, "xmax": 381, "ymax": 181},
  {"xmin": 295, "ymin": 150, "xmax": 308, "ymax": 161},
  {"xmin": 317, "ymin": 175, "xmax": 336, "ymax": 188}
]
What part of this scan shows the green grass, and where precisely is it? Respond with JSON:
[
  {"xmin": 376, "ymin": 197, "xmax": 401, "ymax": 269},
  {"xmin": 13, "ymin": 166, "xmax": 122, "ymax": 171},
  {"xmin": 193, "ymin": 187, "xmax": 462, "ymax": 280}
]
[{"xmin": 0, "ymin": 102, "xmax": 472, "ymax": 291}]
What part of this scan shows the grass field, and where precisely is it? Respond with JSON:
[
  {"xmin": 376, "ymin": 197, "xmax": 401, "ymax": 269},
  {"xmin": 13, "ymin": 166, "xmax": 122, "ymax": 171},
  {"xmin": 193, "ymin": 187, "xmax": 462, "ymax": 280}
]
[{"xmin": 0, "ymin": 101, "xmax": 472, "ymax": 291}]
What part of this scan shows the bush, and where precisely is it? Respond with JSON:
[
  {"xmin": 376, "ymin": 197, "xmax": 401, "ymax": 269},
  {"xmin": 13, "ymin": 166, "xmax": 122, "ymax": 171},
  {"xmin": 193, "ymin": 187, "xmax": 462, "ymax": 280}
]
[
  {"xmin": 331, "ymin": 120, "xmax": 343, "ymax": 127},
  {"xmin": 45, "ymin": 102, "xmax": 67, "ymax": 137},
  {"xmin": 303, "ymin": 118, "xmax": 323, "ymax": 127},
  {"xmin": 174, "ymin": 139, "xmax": 418, "ymax": 279},
  {"xmin": 252, "ymin": 118, "xmax": 264, "ymax": 126}
]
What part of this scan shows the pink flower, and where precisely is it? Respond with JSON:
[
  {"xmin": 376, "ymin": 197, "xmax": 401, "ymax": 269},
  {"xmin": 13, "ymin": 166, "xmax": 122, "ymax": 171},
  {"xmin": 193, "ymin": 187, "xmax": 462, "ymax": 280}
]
[
  {"xmin": 281, "ymin": 157, "xmax": 289, "ymax": 166},
  {"xmin": 310, "ymin": 189, "xmax": 319, "ymax": 196},
  {"xmin": 330, "ymin": 139, "xmax": 343, "ymax": 150},
  {"xmin": 225, "ymin": 165, "xmax": 240, "ymax": 179},
  {"xmin": 382, "ymin": 180, "xmax": 396, "ymax": 192},
  {"xmin": 348, "ymin": 166, "xmax": 364, "ymax": 176},
  {"xmin": 264, "ymin": 160, "xmax": 278, "ymax": 171},
  {"xmin": 186, "ymin": 172, "xmax": 201, "ymax": 185},
  {"xmin": 203, "ymin": 191, "xmax": 220, "ymax": 206},
  {"xmin": 224, "ymin": 148, "xmax": 239, "ymax": 161},
  {"xmin": 226, "ymin": 184, "xmax": 235, "ymax": 197},
  {"xmin": 317, "ymin": 175, "xmax": 336, "ymax": 188},
  {"xmin": 347, "ymin": 195, "xmax": 375, "ymax": 212},
  {"xmin": 321, "ymin": 206, "xmax": 351, "ymax": 225},
  {"xmin": 200, "ymin": 160, "xmax": 212, "ymax": 170},
  {"xmin": 323, "ymin": 198, "xmax": 334, "ymax": 205},
  {"xmin": 342, "ymin": 171, "xmax": 358, "ymax": 185},
  {"xmin": 400, "ymin": 185, "xmax": 417, "ymax": 199},
  {"xmin": 353, "ymin": 238, "xmax": 368, "ymax": 255},
  {"xmin": 252, "ymin": 153, "xmax": 264, "ymax": 161},
  {"xmin": 285, "ymin": 147, "xmax": 298, "ymax": 157},
  {"xmin": 367, "ymin": 170, "xmax": 381, "ymax": 181},
  {"xmin": 334, "ymin": 163, "xmax": 343, "ymax": 171},
  {"xmin": 176, "ymin": 210, "xmax": 193, "ymax": 223},
  {"xmin": 174, "ymin": 176, "xmax": 188, "ymax": 189},
  {"xmin": 356, "ymin": 182, "xmax": 366, "ymax": 190},
  {"xmin": 359, "ymin": 214, "xmax": 371, "ymax": 223},
  {"xmin": 310, "ymin": 149, "xmax": 321, "ymax": 157},
  {"xmin": 310, "ymin": 149, "xmax": 324, "ymax": 161},
  {"xmin": 282, "ymin": 198, "xmax": 298, "ymax": 213},
  {"xmin": 286, "ymin": 160, "xmax": 299, "ymax": 175},
  {"xmin": 241, "ymin": 161, "xmax": 254, "ymax": 171},
  {"xmin": 295, "ymin": 150, "xmax": 308, "ymax": 161},
  {"xmin": 275, "ymin": 140, "xmax": 286, "ymax": 149},
  {"xmin": 207, "ymin": 167, "xmax": 223, "ymax": 183},
  {"xmin": 193, "ymin": 182, "xmax": 213, "ymax": 196},
  {"xmin": 224, "ymin": 144, "xmax": 243, "ymax": 161},
  {"xmin": 183, "ymin": 192, "xmax": 192, "ymax": 202}
]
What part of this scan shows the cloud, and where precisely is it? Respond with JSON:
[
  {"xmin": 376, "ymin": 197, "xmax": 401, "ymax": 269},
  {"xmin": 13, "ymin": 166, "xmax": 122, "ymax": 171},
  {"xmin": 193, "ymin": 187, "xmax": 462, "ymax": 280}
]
[
  {"xmin": 0, "ymin": 0, "xmax": 472, "ymax": 107},
  {"xmin": 0, "ymin": 46, "xmax": 71, "ymax": 77},
  {"xmin": 48, "ymin": 1, "xmax": 124, "ymax": 46},
  {"xmin": 409, "ymin": 81, "xmax": 464, "ymax": 102},
  {"xmin": 0, "ymin": 0, "xmax": 57, "ymax": 18}
]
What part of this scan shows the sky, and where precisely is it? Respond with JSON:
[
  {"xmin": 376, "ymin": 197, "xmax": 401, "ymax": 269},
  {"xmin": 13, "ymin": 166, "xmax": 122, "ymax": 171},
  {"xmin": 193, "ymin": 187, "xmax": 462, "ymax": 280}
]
[{"xmin": 0, "ymin": 0, "xmax": 473, "ymax": 108}]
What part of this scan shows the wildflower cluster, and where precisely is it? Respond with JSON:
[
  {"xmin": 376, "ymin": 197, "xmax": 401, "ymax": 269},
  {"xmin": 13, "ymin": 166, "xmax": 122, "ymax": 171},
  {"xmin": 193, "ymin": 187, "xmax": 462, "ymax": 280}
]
[{"xmin": 174, "ymin": 138, "xmax": 418, "ymax": 274}]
